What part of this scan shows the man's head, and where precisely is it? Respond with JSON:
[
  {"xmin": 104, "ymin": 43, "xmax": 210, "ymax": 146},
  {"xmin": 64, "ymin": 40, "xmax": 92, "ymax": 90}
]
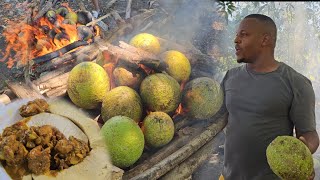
[{"xmin": 234, "ymin": 14, "xmax": 277, "ymax": 63}]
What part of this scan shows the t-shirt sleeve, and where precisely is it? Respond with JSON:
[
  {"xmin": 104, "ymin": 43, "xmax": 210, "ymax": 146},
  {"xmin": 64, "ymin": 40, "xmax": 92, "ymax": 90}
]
[
  {"xmin": 220, "ymin": 70, "xmax": 229, "ymax": 114},
  {"xmin": 289, "ymin": 75, "xmax": 316, "ymax": 133}
]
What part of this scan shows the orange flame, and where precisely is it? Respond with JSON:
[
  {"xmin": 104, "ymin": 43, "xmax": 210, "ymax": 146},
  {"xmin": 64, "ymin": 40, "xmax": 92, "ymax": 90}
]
[
  {"xmin": 1, "ymin": 3, "xmax": 95, "ymax": 69},
  {"xmin": 102, "ymin": 50, "xmax": 119, "ymax": 89},
  {"xmin": 139, "ymin": 64, "xmax": 154, "ymax": 75}
]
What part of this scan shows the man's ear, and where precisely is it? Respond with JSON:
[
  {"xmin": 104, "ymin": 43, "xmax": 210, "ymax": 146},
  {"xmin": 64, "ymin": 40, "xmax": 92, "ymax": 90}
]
[{"xmin": 261, "ymin": 33, "xmax": 271, "ymax": 46}]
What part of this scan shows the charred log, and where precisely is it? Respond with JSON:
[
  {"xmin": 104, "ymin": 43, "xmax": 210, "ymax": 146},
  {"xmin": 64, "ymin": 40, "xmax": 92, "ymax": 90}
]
[{"xmin": 32, "ymin": 41, "xmax": 89, "ymax": 64}]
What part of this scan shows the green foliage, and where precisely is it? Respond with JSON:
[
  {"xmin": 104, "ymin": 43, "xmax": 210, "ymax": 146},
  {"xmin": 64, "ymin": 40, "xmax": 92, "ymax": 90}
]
[{"xmin": 216, "ymin": 1, "xmax": 236, "ymax": 23}]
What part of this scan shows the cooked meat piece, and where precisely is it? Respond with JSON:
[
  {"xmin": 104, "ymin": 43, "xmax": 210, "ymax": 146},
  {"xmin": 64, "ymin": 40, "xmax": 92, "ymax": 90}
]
[
  {"xmin": 19, "ymin": 99, "xmax": 49, "ymax": 117},
  {"xmin": 26, "ymin": 141, "xmax": 36, "ymax": 149},
  {"xmin": 27, "ymin": 146, "xmax": 51, "ymax": 175},
  {"xmin": 0, "ymin": 120, "xmax": 90, "ymax": 176},
  {"xmin": 50, "ymin": 127, "xmax": 66, "ymax": 148},
  {"xmin": 34, "ymin": 99, "xmax": 49, "ymax": 111},
  {"xmin": 19, "ymin": 103, "xmax": 40, "ymax": 117},
  {"xmin": 53, "ymin": 154, "xmax": 70, "ymax": 170},
  {"xmin": 38, "ymin": 125, "xmax": 53, "ymax": 147},
  {"xmin": 0, "ymin": 135, "xmax": 28, "ymax": 166},
  {"xmin": 65, "ymin": 136, "xmax": 89, "ymax": 165},
  {"xmin": 53, "ymin": 136, "xmax": 89, "ymax": 168},
  {"xmin": 2, "ymin": 122, "xmax": 28, "ymax": 138},
  {"xmin": 69, "ymin": 136, "xmax": 90, "ymax": 156},
  {"xmin": 55, "ymin": 139, "xmax": 73, "ymax": 154},
  {"xmin": 3, "ymin": 163, "xmax": 28, "ymax": 179}
]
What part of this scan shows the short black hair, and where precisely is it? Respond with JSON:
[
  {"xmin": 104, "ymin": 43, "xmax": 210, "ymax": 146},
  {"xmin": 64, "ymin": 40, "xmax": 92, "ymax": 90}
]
[{"xmin": 245, "ymin": 14, "xmax": 277, "ymax": 46}]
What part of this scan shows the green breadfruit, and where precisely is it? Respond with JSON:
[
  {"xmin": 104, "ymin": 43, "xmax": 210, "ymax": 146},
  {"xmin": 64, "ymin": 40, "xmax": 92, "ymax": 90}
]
[
  {"xmin": 266, "ymin": 135, "xmax": 314, "ymax": 180},
  {"xmin": 140, "ymin": 73, "xmax": 181, "ymax": 114},
  {"xmin": 142, "ymin": 112, "xmax": 175, "ymax": 148},
  {"xmin": 100, "ymin": 116, "xmax": 144, "ymax": 168},
  {"xmin": 67, "ymin": 62, "xmax": 110, "ymax": 109},
  {"xmin": 101, "ymin": 86, "xmax": 143, "ymax": 123},
  {"xmin": 182, "ymin": 77, "xmax": 223, "ymax": 120}
]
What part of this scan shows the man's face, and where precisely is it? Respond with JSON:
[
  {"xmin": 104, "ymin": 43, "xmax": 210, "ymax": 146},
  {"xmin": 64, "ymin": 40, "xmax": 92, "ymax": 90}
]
[{"xmin": 234, "ymin": 18, "xmax": 265, "ymax": 63}]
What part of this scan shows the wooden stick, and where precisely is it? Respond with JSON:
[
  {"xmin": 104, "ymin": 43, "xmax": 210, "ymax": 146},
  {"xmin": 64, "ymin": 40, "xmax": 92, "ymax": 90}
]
[
  {"xmin": 125, "ymin": 0, "xmax": 132, "ymax": 19},
  {"xmin": 118, "ymin": 41, "xmax": 158, "ymax": 59},
  {"xmin": 105, "ymin": 0, "xmax": 118, "ymax": 10},
  {"xmin": 6, "ymin": 80, "xmax": 45, "ymax": 99},
  {"xmin": 33, "ymin": 42, "xmax": 99, "ymax": 75},
  {"xmin": 128, "ymin": 113, "xmax": 227, "ymax": 180},
  {"xmin": 33, "ymin": 1, "xmax": 54, "ymax": 22},
  {"xmin": 140, "ymin": 21, "xmax": 154, "ymax": 32},
  {"xmin": 111, "ymin": 11, "xmax": 125, "ymax": 23},
  {"xmin": 86, "ymin": 13, "xmax": 113, "ymax": 27},
  {"xmin": 160, "ymin": 131, "xmax": 224, "ymax": 180},
  {"xmin": 97, "ymin": 41, "xmax": 160, "ymax": 65}
]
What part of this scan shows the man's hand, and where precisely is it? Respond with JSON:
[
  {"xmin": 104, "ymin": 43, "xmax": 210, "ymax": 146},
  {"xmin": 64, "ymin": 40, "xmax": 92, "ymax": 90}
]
[
  {"xmin": 299, "ymin": 136, "xmax": 316, "ymax": 180},
  {"xmin": 296, "ymin": 130, "xmax": 319, "ymax": 154}
]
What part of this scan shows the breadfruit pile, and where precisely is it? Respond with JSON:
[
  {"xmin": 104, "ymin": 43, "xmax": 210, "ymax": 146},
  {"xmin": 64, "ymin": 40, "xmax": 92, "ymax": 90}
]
[{"xmin": 65, "ymin": 32, "xmax": 224, "ymax": 170}]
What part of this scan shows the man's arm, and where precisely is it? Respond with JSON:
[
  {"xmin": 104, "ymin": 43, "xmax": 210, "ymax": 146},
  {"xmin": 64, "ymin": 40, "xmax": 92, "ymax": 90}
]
[{"xmin": 296, "ymin": 129, "xmax": 319, "ymax": 154}]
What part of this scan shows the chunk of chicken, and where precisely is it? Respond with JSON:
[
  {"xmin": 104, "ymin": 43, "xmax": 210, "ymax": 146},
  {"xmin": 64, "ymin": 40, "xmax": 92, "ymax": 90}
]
[
  {"xmin": 54, "ymin": 136, "xmax": 90, "ymax": 169},
  {"xmin": 27, "ymin": 145, "xmax": 51, "ymax": 175},
  {"xmin": 19, "ymin": 99, "xmax": 50, "ymax": 117},
  {"xmin": 0, "ymin": 135, "xmax": 28, "ymax": 166}
]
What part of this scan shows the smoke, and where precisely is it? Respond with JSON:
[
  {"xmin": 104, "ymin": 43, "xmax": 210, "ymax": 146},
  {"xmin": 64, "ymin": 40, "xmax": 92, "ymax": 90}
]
[
  {"xmin": 129, "ymin": 0, "xmax": 221, "ymax": 54},
  {"xmin": 275, "ymin": 3, "xmax": 320, "ymax": 156}
]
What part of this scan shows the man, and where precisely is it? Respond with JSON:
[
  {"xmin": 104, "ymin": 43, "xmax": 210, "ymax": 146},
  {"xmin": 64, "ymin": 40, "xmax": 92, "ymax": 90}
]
[{"xmin": 220, "ymin": 13, "xmax": 319, "ymax": 180}]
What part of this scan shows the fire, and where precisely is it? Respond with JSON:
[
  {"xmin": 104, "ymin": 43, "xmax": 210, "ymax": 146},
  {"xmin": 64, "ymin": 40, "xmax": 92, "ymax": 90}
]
[
  {"xmin": 175, "ymin": 103, "xmax": 183, "ymax": 115},
  {"xmin": 139, "ymin": 64, "xmax": 154, "ymax": 75},
  {"xmin": 101, "ymin": 50, "xmax": 119, "ymax": 89},
  {"xmin": 1, "ymin": 3, "xmax": 95, "ymax": 69}
]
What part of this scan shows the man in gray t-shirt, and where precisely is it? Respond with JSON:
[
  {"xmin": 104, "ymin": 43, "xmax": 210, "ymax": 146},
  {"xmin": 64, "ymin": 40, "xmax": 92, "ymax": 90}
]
[{"xmin": 221, "ymin": 14, "xmax": 319, "ymax": 180}]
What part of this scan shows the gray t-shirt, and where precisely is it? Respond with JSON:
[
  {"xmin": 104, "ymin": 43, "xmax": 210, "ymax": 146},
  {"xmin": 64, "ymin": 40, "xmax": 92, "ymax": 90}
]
[{"xmin": 221, "ymin": 62, "xmax": 316, "ymax": 180}]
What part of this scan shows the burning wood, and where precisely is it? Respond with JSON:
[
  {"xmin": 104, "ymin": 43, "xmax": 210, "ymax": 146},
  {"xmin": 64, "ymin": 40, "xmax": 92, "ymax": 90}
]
[
  {"xmin": 1, "ymin": 3, "xmax": 99, "ymax": 69},
  {"xmin": 32, "ymin": 40, "xmax": 89, "ymax": 64}
]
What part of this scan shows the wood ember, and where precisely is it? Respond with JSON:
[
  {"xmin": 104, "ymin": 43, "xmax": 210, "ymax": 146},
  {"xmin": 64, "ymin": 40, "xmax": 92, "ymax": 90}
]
[{"xmin": 32, "ymin": 41, "xmax": 90, "ymax": 64}]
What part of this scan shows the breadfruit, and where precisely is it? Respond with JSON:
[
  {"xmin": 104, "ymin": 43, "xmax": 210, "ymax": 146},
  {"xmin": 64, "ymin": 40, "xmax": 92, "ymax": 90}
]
[
  {"xmin": 160, "ymin": 50, "xmax": 191, "ymax": 82},
  {"xmin": 65, "ymin": 12, "xmax": 78, "ymax": 23},
  {"xmin": 101, "ymin": 86, "xmax": 143, "ymax": 123},
  {"xmin": 140, "ymin": 73, "xmax": 181, "ymax": 113},
  {"xmin": 67, "ymin": 62, "xmax": 110, "ymax": 109},
  {"xmin": 100, "ymin": 116, "xmax": 145, "ymax": 168},
  {"xmin": 142, "ymin": 112, "xmax": 175, "ymax": 148},
  {"xmin": 129, "ymin": 33, "xmax": 161, "ymax": 54},
  {"xmin": 266, "ymin": 135, "xmax": 314, "ymax": 180},
  {"xmin": 113, "ymin": 66, "xmax": 146, "ymax": 90},
  {"xmin": 182, "ymin": 77, "xmax": 223, "ymax": 119}
]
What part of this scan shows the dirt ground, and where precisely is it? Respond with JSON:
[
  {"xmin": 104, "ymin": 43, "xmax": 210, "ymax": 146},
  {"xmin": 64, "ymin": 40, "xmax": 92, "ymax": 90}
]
[{"xmin": 0, "ymin": 0, "xmax": 225, "ymax": 179}]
